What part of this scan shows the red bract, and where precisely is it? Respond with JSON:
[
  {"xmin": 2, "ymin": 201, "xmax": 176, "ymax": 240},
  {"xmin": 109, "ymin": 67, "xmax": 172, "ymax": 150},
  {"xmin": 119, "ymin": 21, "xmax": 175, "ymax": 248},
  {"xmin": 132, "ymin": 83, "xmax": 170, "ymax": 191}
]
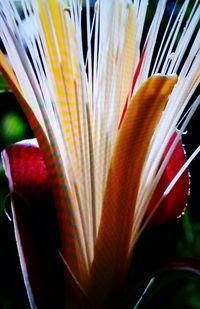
[
  {"xmin": 2, "ymin": 133, "xmax": 189, "ymax": 308},
  {"xmin": 2, "ymin": 141, "xmax": 65, "ymax": 309},
  {"xmin": 2, "ymin": 141, "xmax": 92, "ymax": 308},
  {"xmin": 3, "ymin": 133, "xmax": 189, "ymax": 229},
  {"xmin": 3, "ymin": 142, "xmax": 50, "ymax": 204},
  {"xmin": 4, "ymin": 133, "xmax": 189, "ymax": 225},
  {"xmin": 146, "ymin": 132, "xmax": 189, "ymax": 225}
]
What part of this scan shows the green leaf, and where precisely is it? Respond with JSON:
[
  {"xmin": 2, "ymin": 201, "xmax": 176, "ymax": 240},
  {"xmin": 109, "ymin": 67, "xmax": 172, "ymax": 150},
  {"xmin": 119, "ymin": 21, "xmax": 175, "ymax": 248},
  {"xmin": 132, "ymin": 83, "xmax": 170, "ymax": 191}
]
[
  {"xmin": 1, "ymin": 113, "xmax": 27, "ymax": 143},
  {"xmin": 132, "ymin": 258, "xmax": 200, "ymax": 309},
  {"xmin": 0, "ymin": 74, "xmax": 10, "ymax": 93}
]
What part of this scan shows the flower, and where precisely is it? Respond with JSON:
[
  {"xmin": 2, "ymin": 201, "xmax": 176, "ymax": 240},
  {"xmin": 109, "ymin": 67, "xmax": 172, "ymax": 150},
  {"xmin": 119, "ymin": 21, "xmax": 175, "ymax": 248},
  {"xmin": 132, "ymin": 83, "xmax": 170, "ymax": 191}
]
[
  {"xmin": 0, "ymin": 0, "xmax": 199, "ymax": 308},
  {"xmin": 2, "ymin": 132, "xmax": 189, "ymax": 308}
]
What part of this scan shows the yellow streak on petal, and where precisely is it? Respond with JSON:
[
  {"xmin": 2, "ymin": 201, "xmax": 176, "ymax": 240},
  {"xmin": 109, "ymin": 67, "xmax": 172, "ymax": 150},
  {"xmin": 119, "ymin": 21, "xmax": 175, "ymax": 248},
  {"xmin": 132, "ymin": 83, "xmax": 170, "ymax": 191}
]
[
  {"xmin": 119, "ymin": 4, "xmax": 139, "ymax": 111},
  {"xmin": 38, "ymin": 0, "xmax": 94, "ymax": 282},
  {"xmin": 89, "ymin": 75, "xmax": 178, "ymax": 305}
]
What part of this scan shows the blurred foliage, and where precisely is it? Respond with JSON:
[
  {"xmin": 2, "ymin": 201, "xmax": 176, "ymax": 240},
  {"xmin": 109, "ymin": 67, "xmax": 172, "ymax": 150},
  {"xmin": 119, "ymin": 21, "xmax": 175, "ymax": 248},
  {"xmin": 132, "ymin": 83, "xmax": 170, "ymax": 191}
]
[
  {"xmin": 1, "ymin": 112, "xmax": 27, "ymax": 144},
  {"xmin": 179, "ymin": 211, "xmax": 200, "ymax": 258},
  {"xmin": 0, "ymin": 77, "xmax": 33, "ymax": 309},
  {"xmin": 135, "ymin": 274, "xmax": 200, "ymax": 309},
  {"xmin": 0, "ymin": 75, "xmax": 10, "ymax": 93}
]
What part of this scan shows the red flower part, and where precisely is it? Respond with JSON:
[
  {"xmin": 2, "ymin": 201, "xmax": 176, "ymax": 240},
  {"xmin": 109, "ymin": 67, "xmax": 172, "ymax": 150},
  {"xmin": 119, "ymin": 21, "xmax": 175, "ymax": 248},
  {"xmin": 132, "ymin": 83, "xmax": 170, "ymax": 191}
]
[
  {"xmin": 3, "ymin": 140, "xmax": 50, "ymax": 204},
  {"xmin": 2, "ymin": 140, "xmax": 65, "ymax": 309},
  {"xmin": 3, "ymin": 133, "xmax": 189, "ymax": 230},
  {"xmin": 145, "ymin": 131, "xmax": 190, "ymax": 225},
  {"xmin": 2, "ymin": 140, "xmax": 93, "ymax": 309},
  {"xmin": 2, "ymin": 133, "xmax": 189, "ymax": 307}
]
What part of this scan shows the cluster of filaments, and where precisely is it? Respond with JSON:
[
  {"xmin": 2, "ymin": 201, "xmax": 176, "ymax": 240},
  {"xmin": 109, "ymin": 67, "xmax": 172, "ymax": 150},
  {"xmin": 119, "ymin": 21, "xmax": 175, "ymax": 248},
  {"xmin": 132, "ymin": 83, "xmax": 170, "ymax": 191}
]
[{"xmin": 0, "ymin": 0, "xmax": 199, "ymax": 280}]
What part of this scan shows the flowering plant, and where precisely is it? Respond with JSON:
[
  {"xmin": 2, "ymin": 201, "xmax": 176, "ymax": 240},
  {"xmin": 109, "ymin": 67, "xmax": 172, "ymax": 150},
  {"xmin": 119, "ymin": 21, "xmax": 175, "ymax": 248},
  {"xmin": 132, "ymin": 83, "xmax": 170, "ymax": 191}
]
[{"xmin": 0, "ymin": 0, "xmax": 199, "ymax": 308}]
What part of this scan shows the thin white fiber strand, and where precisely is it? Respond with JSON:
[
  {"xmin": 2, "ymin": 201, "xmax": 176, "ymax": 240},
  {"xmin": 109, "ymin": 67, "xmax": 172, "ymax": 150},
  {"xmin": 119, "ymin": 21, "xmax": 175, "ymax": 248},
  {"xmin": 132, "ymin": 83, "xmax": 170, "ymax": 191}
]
[
  {"xmin": 136, "ymin": 92, "xmax": 199, "ymax": 226},
  {"xmin": 137, "ymin": 144, "xmax": 200, "ymax": 245},
  {"xmin": 136, "ymin": 0, "xmax": 166, "ymax": 87},
  {"xmin": 138, "ymin": 21, "xmax": 199, "ymax": 207},
  {"xmin": 135, "ymin": 0, "xmax": 148, "ymax": 44},
  {"xmin": 151, "ymin": 0, "xmax": 181, "ymax": 74},
  {"xmin": 167, "ymin": 4, "xmax": 200, "ymax": 74},
  {"xmin": 0, "ymin": 14, "xmax": 47, "ymax": 135}
]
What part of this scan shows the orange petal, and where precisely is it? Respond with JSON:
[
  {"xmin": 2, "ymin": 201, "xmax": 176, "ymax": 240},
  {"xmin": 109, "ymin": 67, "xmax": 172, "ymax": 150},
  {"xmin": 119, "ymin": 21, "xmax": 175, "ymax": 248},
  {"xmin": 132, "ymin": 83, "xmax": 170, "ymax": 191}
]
[{"xmin": 89, "ymin": 75, "xmax": 177, "ymax": 306}]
